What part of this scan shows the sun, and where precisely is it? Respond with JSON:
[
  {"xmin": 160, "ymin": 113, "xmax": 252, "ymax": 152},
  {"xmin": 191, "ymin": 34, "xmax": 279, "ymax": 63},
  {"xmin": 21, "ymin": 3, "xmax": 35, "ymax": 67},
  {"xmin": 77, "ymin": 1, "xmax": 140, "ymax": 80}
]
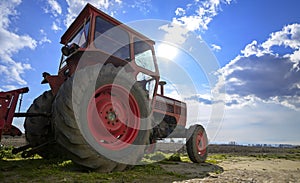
[{"xmin": 156, "ymin": 43, "xmax": 179, "ymax": 60}]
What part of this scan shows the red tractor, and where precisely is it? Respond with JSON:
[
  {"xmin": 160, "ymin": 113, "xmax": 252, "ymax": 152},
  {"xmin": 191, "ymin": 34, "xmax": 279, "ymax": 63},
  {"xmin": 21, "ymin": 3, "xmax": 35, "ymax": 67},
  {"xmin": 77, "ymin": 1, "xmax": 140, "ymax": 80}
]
[{"xmin": 0, "ymin": 4, "xmax": 208, "ymax": 172}]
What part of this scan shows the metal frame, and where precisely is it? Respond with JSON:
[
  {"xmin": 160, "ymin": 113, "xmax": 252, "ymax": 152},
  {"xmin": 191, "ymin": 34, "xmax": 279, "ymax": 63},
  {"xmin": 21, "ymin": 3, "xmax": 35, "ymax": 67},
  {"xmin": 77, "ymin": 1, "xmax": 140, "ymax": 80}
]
[{"xmin": 0, "ymin": 87, "xmax": 28, "ymax": 140}]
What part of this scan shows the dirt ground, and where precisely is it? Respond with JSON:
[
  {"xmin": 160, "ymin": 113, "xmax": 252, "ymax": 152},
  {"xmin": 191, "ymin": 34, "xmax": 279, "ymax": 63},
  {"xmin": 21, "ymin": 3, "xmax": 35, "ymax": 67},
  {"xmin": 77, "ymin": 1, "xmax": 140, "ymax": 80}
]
[{"xmin": 161, "ymin": 156, "xmax": 300, "ymax": 183}]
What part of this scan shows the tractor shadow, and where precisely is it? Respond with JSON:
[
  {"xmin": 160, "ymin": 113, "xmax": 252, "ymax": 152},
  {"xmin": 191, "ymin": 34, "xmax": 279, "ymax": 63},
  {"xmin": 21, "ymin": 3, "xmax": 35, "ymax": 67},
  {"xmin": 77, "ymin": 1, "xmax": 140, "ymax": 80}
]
[{"xmin": 159, "ymin": 161, "xmax": 224, "ymax": 179}]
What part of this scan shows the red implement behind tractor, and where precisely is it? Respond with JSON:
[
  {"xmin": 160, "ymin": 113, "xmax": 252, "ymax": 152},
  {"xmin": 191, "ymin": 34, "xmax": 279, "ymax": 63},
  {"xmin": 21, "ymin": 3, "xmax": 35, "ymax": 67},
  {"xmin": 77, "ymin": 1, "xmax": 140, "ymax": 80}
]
[
  {"xmin": 0, "ymin": 4, "xmax": 208, "ymax": 172},
  {"xmin": 0, "ymin": 87, "xmax": 28, "ymax": 138}
]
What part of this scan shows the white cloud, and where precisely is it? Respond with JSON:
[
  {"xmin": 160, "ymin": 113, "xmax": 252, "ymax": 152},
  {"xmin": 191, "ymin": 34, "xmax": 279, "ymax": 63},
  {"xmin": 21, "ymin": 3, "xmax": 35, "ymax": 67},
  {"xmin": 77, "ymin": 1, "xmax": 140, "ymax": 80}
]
[
  {"xmin": 216, "ymin": 23, "xmax": 300, "ymax": 110},
  {"xmin": 241, "ymin": 40, "xmax": 270, "ymax": 57},
  {"xmin": 0, "ymin": 61, "xmax": 32, "ymax": 86},
  {"xmin": 159, "ymin": 22, "xmax": 190, "ymax": 45},
  {"xmin": 64, "ymin": 0, "xmax": 122, "ymax": 27},
  {"xmin": 43, "ymin": 0, "xmax": 63, "ymax": 34},
  {"xmin": 45, "ymin": 0, "xmax": 62, "ymax": 17},
  {"xmin": 115, "ymin": 0, "xmax": 122, "ymax": 4},
  {"xmin": 175, "ymin": 15, "xmax": 206, "ymax": 31},
  {"xmin": 130, "ymin": 0, "xmax": 152, "ymax": 14},
  {"xmin": 289, "ymin": 49, "xmax": 300, "ymax": 69},
  {"xmin": 262, "ymin": 24, "xmax": 300, "ymax": 51},
  {"xmin": 175, "ymin": 7, "xmax": 185, "ymax": 16},
  {"xmin": 51, "ymin": 21, "xmax": 62, "ymax": 31},
  {"xmin": 243, "ymin": 23, "xmax": 300, "ymax": 70},
  {"xmin": 185, "ymin": 93, "xmax": 212, "ymax": 104},
  {"xmin": 39, "ymin": 36, "xmax": 51, "ymax": 45},
  {"xmin": 160, "ymin": 0, "xmax": 232, "ymax": 45},
  {"xmin": 0, "ymin": 85, "xmax": 19, "ymax": 91},
  {"xmin": 0, "ymin": 1, "xmax": 36, "ymax": 86},
  {"xmin": 211, "ymin": 43, "xmax": 221, "ymax": 52},
  {"xmin": 38, "ymin": 29, "xmax": 51, "ymax": 45},
  {"xmin": 173, "ymin": 0, "xmax": 232, "ymax": 31}
]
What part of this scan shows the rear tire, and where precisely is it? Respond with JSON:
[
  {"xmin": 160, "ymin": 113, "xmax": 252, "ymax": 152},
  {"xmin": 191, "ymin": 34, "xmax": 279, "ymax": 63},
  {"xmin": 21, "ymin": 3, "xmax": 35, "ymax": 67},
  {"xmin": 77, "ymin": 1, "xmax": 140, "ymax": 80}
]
[
  {"xmin": 24, "ymin": 91, "xmax": 57, "ymax": 158},
  {"xmin": 186, "ymin": 125, "xmax": 208, "ymax": 163},
  {"xmin": 52, "ymin": 64, "xmax": 151, "ymax": 172}
]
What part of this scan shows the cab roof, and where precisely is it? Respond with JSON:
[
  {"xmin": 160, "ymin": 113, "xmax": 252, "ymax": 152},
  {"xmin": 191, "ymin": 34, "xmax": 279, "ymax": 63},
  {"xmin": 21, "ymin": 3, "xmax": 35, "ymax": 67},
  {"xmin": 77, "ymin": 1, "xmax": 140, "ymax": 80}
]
[{"xmin": 60, "ymin": 3, "xmax": 154, "ymax": 45}]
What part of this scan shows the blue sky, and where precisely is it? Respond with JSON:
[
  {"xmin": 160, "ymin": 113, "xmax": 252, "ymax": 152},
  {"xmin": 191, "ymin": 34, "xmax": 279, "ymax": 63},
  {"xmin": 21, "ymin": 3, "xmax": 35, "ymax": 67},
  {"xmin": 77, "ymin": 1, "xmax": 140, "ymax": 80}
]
[{"xmin": 1, "ymin": 0, "xmax": 300, "ymax": 145}]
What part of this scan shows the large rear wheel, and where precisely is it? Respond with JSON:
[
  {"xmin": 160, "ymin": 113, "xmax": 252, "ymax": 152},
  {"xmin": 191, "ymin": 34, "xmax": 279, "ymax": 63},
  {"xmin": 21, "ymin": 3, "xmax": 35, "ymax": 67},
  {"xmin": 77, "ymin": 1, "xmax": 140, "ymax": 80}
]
[
  {"xmin": 52, "ymin": 64, "xmax": 151, "ymax": 172},
  {"xmin": 24, "ymin": 91, "xmax": 56, "ymax": 158}
]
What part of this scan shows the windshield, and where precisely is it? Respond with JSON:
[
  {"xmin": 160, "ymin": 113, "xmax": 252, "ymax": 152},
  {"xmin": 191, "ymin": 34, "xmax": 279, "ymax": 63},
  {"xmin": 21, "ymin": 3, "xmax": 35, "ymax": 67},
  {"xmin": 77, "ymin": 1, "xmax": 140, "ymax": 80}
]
[
  {"xmin": 134, "ymin": 37, "xmax": 156, "ymax": 72},
  {"xmin": 94, "ymin": 16, "xmax": 130, "ymax": 61}
]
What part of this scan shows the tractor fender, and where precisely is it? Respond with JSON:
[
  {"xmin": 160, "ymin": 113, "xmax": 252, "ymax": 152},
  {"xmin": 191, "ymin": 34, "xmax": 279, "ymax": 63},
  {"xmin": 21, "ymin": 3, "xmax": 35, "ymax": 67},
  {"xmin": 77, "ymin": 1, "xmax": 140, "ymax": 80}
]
[{"xmin": 42, "ymin": 74, "xmax": 65, "ymax": 95}]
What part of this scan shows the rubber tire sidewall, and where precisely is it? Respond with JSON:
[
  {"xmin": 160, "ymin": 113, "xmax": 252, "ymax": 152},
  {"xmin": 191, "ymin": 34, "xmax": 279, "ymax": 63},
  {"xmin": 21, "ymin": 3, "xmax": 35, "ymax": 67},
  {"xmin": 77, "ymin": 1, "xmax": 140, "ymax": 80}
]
[
  {"xmin": 186, "ymin": 124, "xmax": 208, "ymax": 163},
  {"xmin": 24, "ymin": 91, "xmax": 57, "ymax": 158}
]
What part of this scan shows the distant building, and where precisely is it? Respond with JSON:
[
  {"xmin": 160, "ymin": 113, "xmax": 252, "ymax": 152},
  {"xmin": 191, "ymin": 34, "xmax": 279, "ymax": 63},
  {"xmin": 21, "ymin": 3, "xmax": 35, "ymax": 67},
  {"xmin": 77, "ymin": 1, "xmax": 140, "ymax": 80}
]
[
  {"xmin": 229, "ymin": 141, "xmax": 237, "ymax": 145},
  {"xmin": 279, "ymin": 144, "xmax": 294, "ymax": 148}
]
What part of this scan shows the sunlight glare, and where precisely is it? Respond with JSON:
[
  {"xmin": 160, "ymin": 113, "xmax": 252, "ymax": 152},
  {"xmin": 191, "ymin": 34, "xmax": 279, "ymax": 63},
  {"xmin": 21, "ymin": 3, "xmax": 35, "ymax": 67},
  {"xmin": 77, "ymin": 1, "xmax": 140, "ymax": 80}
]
[{"xmin": 156, "ymin": 43, "xmax": 178, "ymax": 60}]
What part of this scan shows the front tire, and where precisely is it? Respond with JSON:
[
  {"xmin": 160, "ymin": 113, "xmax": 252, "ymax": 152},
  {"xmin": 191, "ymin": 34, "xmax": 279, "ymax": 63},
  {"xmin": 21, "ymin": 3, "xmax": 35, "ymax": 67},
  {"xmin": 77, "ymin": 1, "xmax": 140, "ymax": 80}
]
[{"xmin": 186, "ymin": 125, "xmax": 208, "ymax": 163}]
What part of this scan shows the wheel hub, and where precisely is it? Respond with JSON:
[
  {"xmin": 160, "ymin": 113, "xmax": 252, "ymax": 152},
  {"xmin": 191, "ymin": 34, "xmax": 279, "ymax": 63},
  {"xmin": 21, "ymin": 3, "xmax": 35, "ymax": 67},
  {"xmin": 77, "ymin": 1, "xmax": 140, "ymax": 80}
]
[
  {"xmin": 103, "ymin": 109, "xmax": 123, "ymax": 131},
  {"xmin": 107, "ymin": 111, "xmax": 117, "ymax": 122}
]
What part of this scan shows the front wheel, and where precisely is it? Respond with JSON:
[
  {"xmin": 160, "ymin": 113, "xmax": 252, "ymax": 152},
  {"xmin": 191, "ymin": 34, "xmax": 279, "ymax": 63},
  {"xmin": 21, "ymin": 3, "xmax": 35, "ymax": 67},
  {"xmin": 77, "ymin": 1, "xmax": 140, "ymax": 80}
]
[{"xmin": 186, "ymin": 125, "xmax": 208, "ymax": 163}]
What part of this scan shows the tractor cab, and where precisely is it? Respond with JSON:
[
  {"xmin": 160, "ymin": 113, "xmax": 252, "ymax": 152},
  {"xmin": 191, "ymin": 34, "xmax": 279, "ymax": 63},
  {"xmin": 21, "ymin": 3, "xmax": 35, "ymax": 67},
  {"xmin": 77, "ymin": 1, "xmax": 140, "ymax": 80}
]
[{"xmin": 55, "ymin": 3, "xmax": 159, "ymax": 97}]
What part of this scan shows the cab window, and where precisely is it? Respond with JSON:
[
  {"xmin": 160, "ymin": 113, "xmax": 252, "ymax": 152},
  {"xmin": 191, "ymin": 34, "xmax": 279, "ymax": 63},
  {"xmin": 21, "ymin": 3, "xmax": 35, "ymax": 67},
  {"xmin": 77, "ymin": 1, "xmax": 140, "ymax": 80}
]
[
  {"xmin": 94, "ymin": 16, "xmax": 130, "ymax": 61},
  {"xmin": 60, "ymin": 19, "xmax": 90, "ymax": 69},
  {"xmin": 134, "ymin": 37, "xmax": 156, "ymax": 72},
  {"xmin": 69, "ymin": 20, "xmax": 90, "ymax": 48}
]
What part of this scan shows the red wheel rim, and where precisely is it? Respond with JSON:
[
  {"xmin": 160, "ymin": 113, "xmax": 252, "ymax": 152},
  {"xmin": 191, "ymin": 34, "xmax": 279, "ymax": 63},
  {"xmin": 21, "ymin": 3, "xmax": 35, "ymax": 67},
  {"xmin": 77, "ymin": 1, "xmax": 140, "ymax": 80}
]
[
  {"xmin": 196, "ymin": 131, "xmax": 207, "ymax": 156},
  {"xmin": 87, "ymin": 84, "xmax": 140, "ymax": 150}
]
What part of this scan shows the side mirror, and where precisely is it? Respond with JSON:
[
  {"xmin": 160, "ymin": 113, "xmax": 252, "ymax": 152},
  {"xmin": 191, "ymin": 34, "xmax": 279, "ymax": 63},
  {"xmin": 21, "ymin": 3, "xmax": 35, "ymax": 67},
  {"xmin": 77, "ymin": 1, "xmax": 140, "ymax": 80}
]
[
  {"xmin": 61, "ymin": 43, "xmax": 79, "ymax": 56},
  {"xmin": 61, "ymin": 45, "xmax": 70, "ymax": 56}
]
